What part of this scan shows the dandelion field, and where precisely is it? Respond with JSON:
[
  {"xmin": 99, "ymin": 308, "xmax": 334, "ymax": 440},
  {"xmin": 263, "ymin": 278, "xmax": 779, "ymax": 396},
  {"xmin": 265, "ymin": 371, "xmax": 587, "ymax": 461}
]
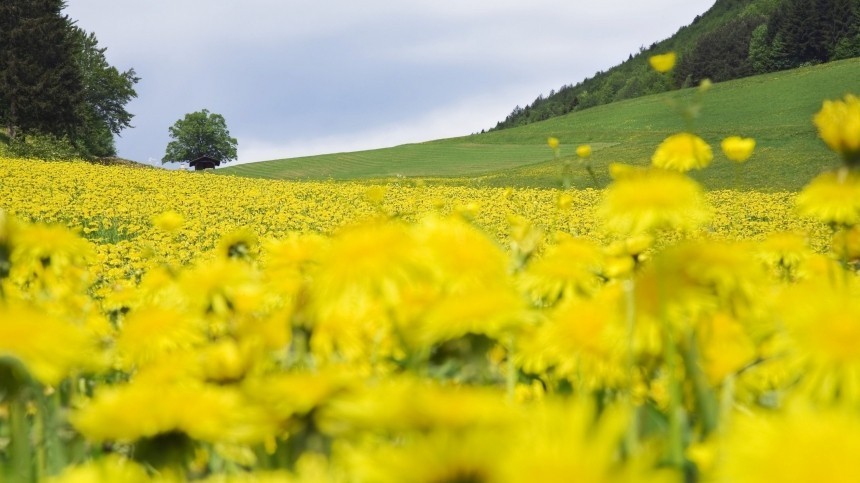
[{"xmin": 2, "ymin": 72, "xmax": 860, "ymax": 482}]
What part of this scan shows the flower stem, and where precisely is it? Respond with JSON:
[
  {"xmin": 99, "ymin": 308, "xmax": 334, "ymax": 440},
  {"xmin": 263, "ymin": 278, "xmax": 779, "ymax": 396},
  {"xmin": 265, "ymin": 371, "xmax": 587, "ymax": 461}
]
[{"xmin": 9, "ymin": 393, "xmax": 34, "ymax": 483}]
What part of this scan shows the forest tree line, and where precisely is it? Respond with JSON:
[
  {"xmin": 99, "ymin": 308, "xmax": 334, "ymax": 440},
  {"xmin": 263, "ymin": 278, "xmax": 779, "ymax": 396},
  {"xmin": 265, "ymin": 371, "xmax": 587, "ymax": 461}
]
[
  {"xmin": 0, "ymin": 0, "xmax": 139, "ymax": 159},
  {"xmin": 493, "ymin": 0, "xmax": 860, "ymax": 131}
]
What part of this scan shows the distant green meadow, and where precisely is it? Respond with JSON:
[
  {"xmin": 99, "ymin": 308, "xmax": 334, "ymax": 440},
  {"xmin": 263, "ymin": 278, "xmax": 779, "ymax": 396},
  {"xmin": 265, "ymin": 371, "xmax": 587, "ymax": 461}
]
[{"xmin": 219, "ymin": 58, "xmax": 860, "ymax": 191}]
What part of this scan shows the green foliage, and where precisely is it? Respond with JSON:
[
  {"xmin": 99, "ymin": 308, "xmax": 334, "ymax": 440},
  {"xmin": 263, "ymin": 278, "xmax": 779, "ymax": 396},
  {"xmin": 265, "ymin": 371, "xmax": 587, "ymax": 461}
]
[
  {"xmin": 0, "ymin": 0, "xmax": 83, "ymax": 139},
  {"xmin": 71, "ymin": 27, "xmax": 140, "ymax": 158},
  {"xmin": 6, "ymin": 133, "xmax": 81, "ymax": 160},
  {"xmin": 677, "ymin": 16, "xmax": 765, "ymax": 84},
  {"xmin": 761, "ymin": 0, "xmax": 859, "ymax": 67},
  {"xmin": 0, "ymin": 1, "xmax": 138, "ymax": 159},
  {"xmin": 219, "ymin": 58, "xmax": 860, "ymax": 192},
  {"xmin": 163, "ymin": 110, "xmax": 238, "ymax": 164},
  {"xmin": 494, "ymin": 0, "xmax": 858, "ymax": 131}
]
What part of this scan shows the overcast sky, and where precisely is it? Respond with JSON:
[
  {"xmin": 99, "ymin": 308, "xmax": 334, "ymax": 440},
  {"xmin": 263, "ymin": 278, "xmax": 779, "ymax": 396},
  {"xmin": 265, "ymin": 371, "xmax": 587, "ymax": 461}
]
[{"xmin": 64, "ymin": 1, "xmax": 716, "ymax": 166}]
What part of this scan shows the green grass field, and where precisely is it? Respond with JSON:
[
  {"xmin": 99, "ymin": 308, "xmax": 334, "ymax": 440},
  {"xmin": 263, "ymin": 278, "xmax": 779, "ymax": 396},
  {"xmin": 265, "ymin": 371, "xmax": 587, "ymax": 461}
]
[{"xmin": 219, "ymin": 58, "xmax": 860, "ymax": 190}]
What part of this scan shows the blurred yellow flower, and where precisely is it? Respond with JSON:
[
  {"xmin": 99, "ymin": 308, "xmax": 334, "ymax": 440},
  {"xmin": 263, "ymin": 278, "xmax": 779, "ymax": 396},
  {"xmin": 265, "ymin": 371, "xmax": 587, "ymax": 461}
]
[
  {"xmin": 547, "ymin": 137, "xmax": 560, "ymax": 150},
  {"xmin": 115, "ymin": 306, "xmax": 205, "ymax": 370},
  {"xmin": 71, "ymin": 381, "xmax": 271, "ymax": 444},
  {"xmin": 813, "ymin": 94, "xmax": 860, "ymax": 164},
  {"xmin": 556, "ymin": 192, "xmax": 574, "ymax": 210},
  {"xmin": 45, "ymin": 455, "xmax": 151, "ymax": 483},
  {"xmin": 715, "ymin": 405, "xmax": 860, "ymax": 483},
  {"xmin": 721, "ymin": 136, "xmax": 756, "ymax": 163},
  {"xmin": 151, "ymin": 210, "xmax": 185, "ymax": 232},
  {"xmin": 600, "ymin": 166, "xmax": 711, "ymax": 234},
  {"xmin": 698, "ymin": 313, "xmax": 756, "ymax": 384},
  {"xmin": 833, "ymin": 224, "xmax": 860, "ymax": 261},
  {"xmin": 576, "ymin": 144, "xmax": 592, "ymax": 159},
  {"xmin": 364, "ymin": 185, "xmax": 387, "ymax": 205},
  {"xmin": 779, "ymin": 280, "xmax": 860, "ymax": 404},
  {"xmin": 345, "ymin": 429, "xmax": 505, "ymax": 483},
  {"xmin": 520, "ymin": 237, "xmax": 605, "ymax": 303},
  {"xmin": 648, "ymin": 52, "xmax": 676, "ymax": 73},
  {"xmin": 652, "ymin": 132, "xmax": 713, "ymax": 172},
  {"xmin": 217, "ymin": 227, "xmax": 259, "ymax": 260},
  {"xmin": 796, "ymin": 169, "xmax": 860, "ymax": 226},
  {"xmin": 0, "ymin": 303, "xmax": 100, "ymax": 386}
]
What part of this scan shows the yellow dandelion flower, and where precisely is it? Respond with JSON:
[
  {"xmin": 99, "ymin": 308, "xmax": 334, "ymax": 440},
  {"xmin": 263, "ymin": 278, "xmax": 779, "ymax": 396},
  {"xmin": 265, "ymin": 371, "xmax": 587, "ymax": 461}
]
[
  {"xmin": 714, "ymin": 404, "xmax": 860, "ymax": 483},
  {"xmin": 833, "ymin": 224, "xmax": 860, "ymax": 262},
  {"xmin": 115, "ymin": 306, "xmax": 206, "ymax": 370},
  {"xmin": 243, "ymin": 370, "xmax": 354, "ymax": 426},
  {"xmin": 721, "ymin": 136, "xmax": 756, "ymax": 163},
  {"xmin": 503, "ymin": 400, "xmax": 673, "ymax": 483},
  {"xmin": 813, "ymin": 93, "xmax": 860, "ymax": 164},
  {"xmin": 0, "ymin": 303, "xmax": 100, "ymax": 386},
  {"xmin": 151, "ymin": 210, "xmax": 185, "ymax": 233},
  {"xmin": 651, "ymin": 132, "xmax": 713, "ymax": 172},
  {"xmin": 576, "ymin": 144, "xmax": 592, "ymax": 159},
  {"xmin": 520, "ymin": 237, "xmax": 605, "ymax": 304},
  {"xmin": 319, "ymin": 377, "xmax": 513, "ymax": 435},
  {"xmin": 557, "ymin": 192, "xmax": 574, "ymax": 210},
  {"xmin": 796, "ymin": 169, "xmax": 860, "ymax": 226},
  {"xmin": 197, "ymin": 339, "xmax": 255, "ymax": 384},
  {"xmin": 405, "ymin": 285, "xmax": 527, "ymax": 348},
  {"xmin": 756, "ymin": 231, "xmax": 812, "ymax": 279},
  {"xmin": 179, "ymin": 259, "xmax": 261, "ymax": 317},
  {"xmin": 364, "ymin": 185, "xmax": 387, "ymax": 205},
  {"xmin": 649, "ymin": 52, "xmax": 676, "ymax": 73},
  {"xmin": 9, "ymin": 222, "xmax": 93, "ymax": 271},
  {"xmin": 547, "ymin": 137, "xmax": 560, "ymax": 150},
  {"xmin": 698, "ymin": 313, "xmax": 756, "ymax": 384},
  {"xmin": 519, "ymin": 294, "xmax": 627, "ymax": 389},
  {"xmin": 71, "ymin": 380, "xmax": 272, "ymax": 445},
  {"xmin": 778, "ymin": 280, "xmax": 860, "ymax": 404},
  {"xmin": 600, "ymin": 166, "xmax": 711, "ymax": 235},
  {"xmin": 45, "ymin": 455, "xmax": 151, "ymax": 483},
  {"xmin": 216, "ymin": 227, "xmax": 259, "ymax": 260},
  {"xmin": 345, "ymin": 429, "xmax": 506, "ymax": 483}
]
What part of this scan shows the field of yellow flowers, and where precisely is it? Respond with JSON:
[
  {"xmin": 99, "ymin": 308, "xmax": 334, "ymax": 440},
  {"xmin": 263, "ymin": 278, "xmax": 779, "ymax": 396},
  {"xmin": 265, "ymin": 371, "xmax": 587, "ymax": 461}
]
[{"xmin": 2, "ymin": 66, "xmax": 860, "ymax": 481}]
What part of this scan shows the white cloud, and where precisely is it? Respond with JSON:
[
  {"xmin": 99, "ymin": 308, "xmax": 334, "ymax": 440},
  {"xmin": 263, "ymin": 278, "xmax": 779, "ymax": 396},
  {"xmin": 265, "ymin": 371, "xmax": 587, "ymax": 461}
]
[
  {"xmin": 236, "ymin": 80, "xmax": 554, "ymax": 163},
  {"xmin": 64, "ymin": 0, "xmax": 716, "ymax": 162}
]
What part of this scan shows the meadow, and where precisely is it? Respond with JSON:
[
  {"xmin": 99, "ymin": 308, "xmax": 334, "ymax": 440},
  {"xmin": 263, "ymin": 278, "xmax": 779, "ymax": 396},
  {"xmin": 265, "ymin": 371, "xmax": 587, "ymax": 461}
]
[
  {"xmin": 1, "ymin": 60, "xmax": 860, "ymax": 482},
  {"xmin": 220, "ymin": 57, "xmax": 860, "ymax": 191}
]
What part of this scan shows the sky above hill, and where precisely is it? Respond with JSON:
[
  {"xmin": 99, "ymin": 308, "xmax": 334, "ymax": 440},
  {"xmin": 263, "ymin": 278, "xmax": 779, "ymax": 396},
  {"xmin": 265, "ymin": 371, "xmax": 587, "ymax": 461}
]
[{"xmin": 65, "ymin": 1, "xmax": 715, "ymax": 166}]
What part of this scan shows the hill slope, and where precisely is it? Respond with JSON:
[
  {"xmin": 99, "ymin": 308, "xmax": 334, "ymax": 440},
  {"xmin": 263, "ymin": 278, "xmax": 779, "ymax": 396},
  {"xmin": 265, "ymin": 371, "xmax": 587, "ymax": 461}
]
[
  {"xmin": 492, "ymin": 0, "xmax": 860, "ymax": 131},
  {"xmin": 219, "ymin": 58, "xmax": 860, "ymax": 191}
]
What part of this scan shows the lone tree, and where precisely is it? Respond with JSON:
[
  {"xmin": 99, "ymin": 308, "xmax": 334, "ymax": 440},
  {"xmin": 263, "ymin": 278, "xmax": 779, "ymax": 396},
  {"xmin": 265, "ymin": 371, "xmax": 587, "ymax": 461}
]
[{"xmin": 162, "ymin": 109, "xmax": 237, "ymax": 165}]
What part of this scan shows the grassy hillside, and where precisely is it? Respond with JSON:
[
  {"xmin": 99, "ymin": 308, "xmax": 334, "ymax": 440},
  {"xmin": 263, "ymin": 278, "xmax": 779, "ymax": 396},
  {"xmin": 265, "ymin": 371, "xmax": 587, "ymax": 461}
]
[{"xmin": 219, "ymin": 58, "xmax": 860, "ymax": 191}]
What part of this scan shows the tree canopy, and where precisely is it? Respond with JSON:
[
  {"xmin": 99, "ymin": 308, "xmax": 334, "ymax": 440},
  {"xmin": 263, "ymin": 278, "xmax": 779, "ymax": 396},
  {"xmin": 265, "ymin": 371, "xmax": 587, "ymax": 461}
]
[
  {"xmin": 491, "ymin": 0, "xmax": 860, "ymax": 132},
  {"xmin": 0, "ymin": 0, "xmax": 139, "ymax": 158},
  {"xmin": 71, "ymin": 27, "xmax": 140, "ymax": 157},
  {"xmin": 0, "ymin": 0, "xmax": 83, "ymax": 140},
  {"xmin": 162, "ymin": 110, "xmax": 238, "ymax": 165}
]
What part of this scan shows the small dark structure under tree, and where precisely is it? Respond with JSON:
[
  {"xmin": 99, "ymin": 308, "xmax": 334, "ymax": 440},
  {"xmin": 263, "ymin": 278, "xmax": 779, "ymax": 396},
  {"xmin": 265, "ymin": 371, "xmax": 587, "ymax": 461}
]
[{"xmin": 189, "ymin": 155, "xmax": 220, "ymax": 171}]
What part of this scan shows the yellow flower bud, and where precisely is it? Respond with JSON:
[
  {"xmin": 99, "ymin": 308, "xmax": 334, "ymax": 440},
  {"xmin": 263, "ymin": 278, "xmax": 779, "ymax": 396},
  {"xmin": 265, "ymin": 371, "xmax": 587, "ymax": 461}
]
[
  {"xmin": 652, "ymin": 132, "xmax": 713, "ymax": 172},
  {"xmin": 557, "ymin": 193, "xmax": 574, "ymax": 210},
  {"xmin": 575, "ymin": 144, "xmax": 592, "ymax": 159},
  {"xmin": 814, "ymin": 94, "xmax": 860, "ymax": 164},
  {"xmin": 649, "ymin": 52, "xmax": 676, "ymax": 73},
  {"xmin": 151, "ymin": 210, "xmax": 185, "ymax": 232},
  {"xmin": 721, "ymin": 136, "xmax": 756, "ymax": 163},
  {"xmin": 365, "ymin": 186, "xmax": 387, "ymax": 205}
]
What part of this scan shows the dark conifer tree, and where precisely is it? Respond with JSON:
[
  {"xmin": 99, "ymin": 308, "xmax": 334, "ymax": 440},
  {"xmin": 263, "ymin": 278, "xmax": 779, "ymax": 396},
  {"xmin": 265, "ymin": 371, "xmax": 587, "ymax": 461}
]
[{"xmin": 0, "ymin": 0, "xmax": 84, "ymax": 139}]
